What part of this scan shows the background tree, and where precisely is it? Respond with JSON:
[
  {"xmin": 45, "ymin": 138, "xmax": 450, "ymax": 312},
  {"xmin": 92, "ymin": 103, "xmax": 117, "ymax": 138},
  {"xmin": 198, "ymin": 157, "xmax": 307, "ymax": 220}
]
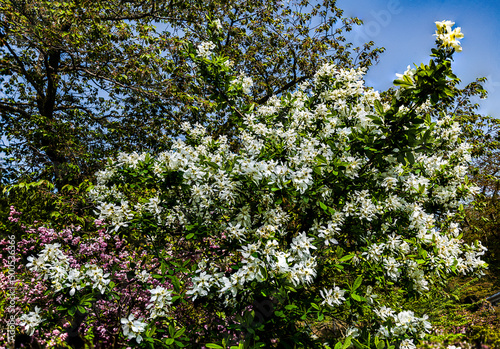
[{"xmin": 0, "ymin": 0, "xmax": 383, "ymax": 189}]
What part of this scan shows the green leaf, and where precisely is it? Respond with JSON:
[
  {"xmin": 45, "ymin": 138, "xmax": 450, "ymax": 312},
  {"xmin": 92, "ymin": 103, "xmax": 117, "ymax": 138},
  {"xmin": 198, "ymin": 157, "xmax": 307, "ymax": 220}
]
[
  {"xmin": 374, "ymin": 100, "xmax": 385, "ymax": 116},
  {"xmin": 351, "ymin": 293, "xmax": 365, "ymax": 302},
  {"xmin": 406, "ymin": 151, "xmax": 415, "ymax": 165},
  {"xmin": 352, "ymin": 275, "xmax": 362, "ymax": 291},
  {"xmin": 339, "ymin": 254, "xmax": 354, "ymax": 262},
  {"xmin": 230, "ymin": 343, "xmax": 245, "ymax": 349},
  {"xmin": 274, "ymin": 311, "xmax": 285, "ymax": 318},
  {"xmin": 259, "ymin": 266, "xmax": 268, "ymax": 280},
  {"xmin": 316, "ymin": 154, "xmax": 327, "ymax": 164},
  {"xmin": 352, "ymin": 339, "xmax": 365, "ymax": 349},
  {"xmin": 174, "ymin": 327, "xmax": 186, "ymax": 338},
  {"xmin": 186, "ymin": 233, "xmax": 195, "ymax": 239},
  {"xmin": 206, "ymin": 344, "xmax": 224, "ymax": 349},
  {"xmin": 393, "ymin": 79, "xmax": 413, "ymax": 87},
  {"xmin": 164, "ymin": 338, "xmax": 175, "ymax": 345},
  {"xmin": 319, "ymin": 201, "xmax": 327, "ymax": 211},
  {"xmin": 68, "ymin": 306, "xmax": 76, "ymax": 316}
]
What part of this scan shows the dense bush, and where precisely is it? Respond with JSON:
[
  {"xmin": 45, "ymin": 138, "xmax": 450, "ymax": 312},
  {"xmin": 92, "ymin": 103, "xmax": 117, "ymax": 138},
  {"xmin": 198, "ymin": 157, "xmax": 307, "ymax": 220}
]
[{"xmin": 0, "ymin": 21, "xmax": 489, "ymax": 349}]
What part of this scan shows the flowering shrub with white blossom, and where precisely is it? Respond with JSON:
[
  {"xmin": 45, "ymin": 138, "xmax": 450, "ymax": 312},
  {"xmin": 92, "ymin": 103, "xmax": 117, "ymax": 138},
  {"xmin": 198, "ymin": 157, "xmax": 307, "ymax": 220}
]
[{"xmin": 1, "ymin": 21, "xmax": 487, "ymax": 349}]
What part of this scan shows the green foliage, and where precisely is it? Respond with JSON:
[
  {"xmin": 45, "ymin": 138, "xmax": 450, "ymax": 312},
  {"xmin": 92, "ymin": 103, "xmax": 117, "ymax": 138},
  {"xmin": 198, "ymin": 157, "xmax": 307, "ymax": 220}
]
[
  {"xmin": 0, "ymin": 179, "xmax": 95, "ymax": 238},
  {"xmin": 417, "ymin": 280, "xmax": 500, "ymax": 348}
]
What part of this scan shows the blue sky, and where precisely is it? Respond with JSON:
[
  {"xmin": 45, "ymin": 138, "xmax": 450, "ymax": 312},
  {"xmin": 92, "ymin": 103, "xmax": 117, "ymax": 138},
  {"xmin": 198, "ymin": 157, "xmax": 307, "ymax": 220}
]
[{"xmin": 337, "ymin": 0, "xmax": 500, "ymax": 117}]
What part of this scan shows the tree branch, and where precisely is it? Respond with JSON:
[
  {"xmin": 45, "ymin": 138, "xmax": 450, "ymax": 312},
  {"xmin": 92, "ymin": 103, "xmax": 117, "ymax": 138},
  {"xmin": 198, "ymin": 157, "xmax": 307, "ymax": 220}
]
[
  {"xmin": 0, "ymin": 101, "xmax": 33, "ymax": 119},
  {"xmin": 256, "ymin": 75, "xmax": 310, "ymax": 105},
  {"xmin": 3, "ymin": 41, "xmax": 46, "ymax": 99}
]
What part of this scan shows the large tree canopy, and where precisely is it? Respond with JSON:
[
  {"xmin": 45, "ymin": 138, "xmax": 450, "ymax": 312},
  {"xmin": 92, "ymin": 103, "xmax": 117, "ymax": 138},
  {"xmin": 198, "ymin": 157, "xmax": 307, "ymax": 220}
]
[{"xmin": 0, "ymin": 0, "xmax": 383, "ymax": 187}]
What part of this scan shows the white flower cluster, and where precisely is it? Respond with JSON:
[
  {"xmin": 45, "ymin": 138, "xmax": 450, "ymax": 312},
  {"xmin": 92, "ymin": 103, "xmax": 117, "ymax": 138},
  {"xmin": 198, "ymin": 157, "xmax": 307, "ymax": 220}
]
[
  {"xmin": 19, "ymin": 306, "xmax": 44, "ymax": 336},
  {"xmin": 400, "ymin": 339, "xmax": 417, "ymax": 349},
  {"xmin": 84, "ymin": 264, "xmax": 111, "ymax": 294},
  {"xmin": 196, "ymin": 41, "xmax": 216, "ymax": 59},
  {"xmin": 375, "ymin": 306, "xmax": 432, "ymax": 340},
  {"xmin": 26, "ymin": 243, "xmax": 69, "ymax": 282},
  {"xmin": 26, "ymin": 244, "xmax": 111, "ymax": 295},
  {"xmin": 121, "ymin": 314, "xmax": 147, "ymax": 343},
  {"xmin": 434, "ymin": 20, "xmax": 464, "ymax": 52},
  {"xmin": 213, "ymin": 19, "xmax": 222, "ymax": 31},
  {"xmin": 94, "ymin": 200, "xmax": 134, "ymax": 232},
  {"xmin": 136, "ymin": 269, "xmax": 151, "ymax": 283},
  {"xmin": 231, "ymin": 71, "xmax": 254, "ymax": 94},
  {"xmin": 115, "ymin": 152, "xmax": 147, "ymax": 169},
  {"xmin": 395, "ymin": 65, "xmax": 416, "ymax": 82},
  {"xmin": 395, "ymin": 65, "xmax": 417, "ymax": 94},
  {"xmin": 320, "ymin": 285, "xmax": 346, "ymax": 307},
  {"xmin": 147, "ymin": 286, "xmax": 173, "ymax": 319}
]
